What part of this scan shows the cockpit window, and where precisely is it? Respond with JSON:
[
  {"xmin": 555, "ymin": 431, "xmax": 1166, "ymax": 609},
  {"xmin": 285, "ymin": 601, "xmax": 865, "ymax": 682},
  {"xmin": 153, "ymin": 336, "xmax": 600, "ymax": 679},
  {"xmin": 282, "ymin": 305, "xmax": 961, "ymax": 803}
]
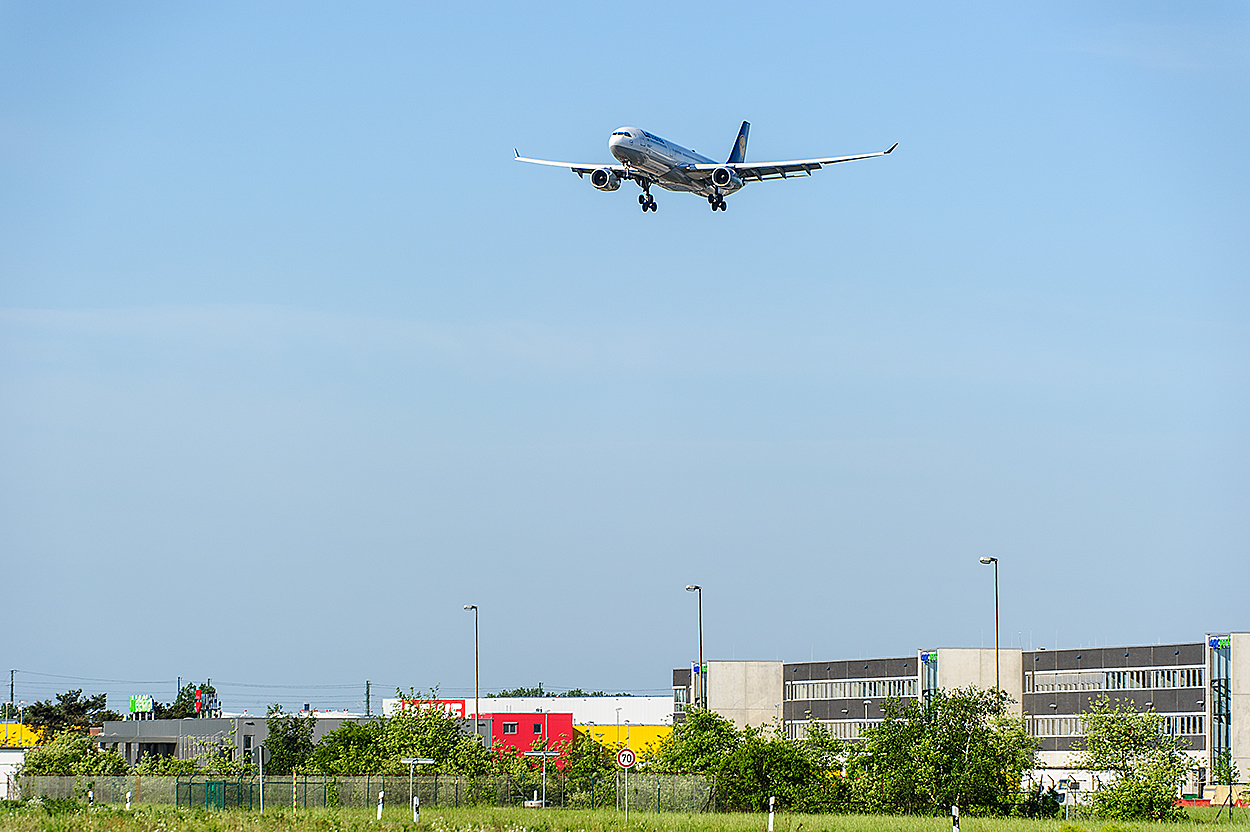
[{"xmin": 611, "ymin": 131, "xmax": 630, "ymax": 137}]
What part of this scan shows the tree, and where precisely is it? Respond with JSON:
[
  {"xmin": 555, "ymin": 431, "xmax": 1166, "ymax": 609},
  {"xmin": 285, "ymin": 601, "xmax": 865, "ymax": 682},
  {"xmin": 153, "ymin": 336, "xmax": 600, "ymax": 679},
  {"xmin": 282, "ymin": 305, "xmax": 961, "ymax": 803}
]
[
  {"xmin": 152, "ymin": 682, "xmax": 214, "ymax": 719},
  {"xmin": 717, "ymin": 724, "xmax": 834, "ymax": 812},
  {"xmin": 488, "ymin": 685, "xmax": 545, "ymax": 697},
  {"xmin": 653, "ymin": 709, "xmax": 854, "ymax": 812},
  {"xmin": 25, "ymin": 690, "xmax": 123, "ymax": 736},
  {"xmin": 652, "ymin": 708, "xmax": 742, "ymax": 774},
  {"xmin": 1213, "ymin": 747, "xmax": 1240, "ymax": 788},
  {"xmin": 556, "ymin": 689, "xmax": 632, "ymax": 697},
  {"xmin": 560, "ymin": 730, "xmax": 616, "ymax": 805},
  {"xmin": 308, "ymin": 700, "xmax": 493, "ymax": 775},
  {"xmin": 265, "ymin": 704, "xmax": 316, "ymax": 774},
  {"xmin": 18, "ymin": 731, "xmax": 128, "ymax": 776},
  {"xmin": 850, "ymin": 686, "xmax": 1038, "ymax": 815},
  {"xmin": 1073, "ymin": 696, "xmax": 1190, "ymax": 821}
]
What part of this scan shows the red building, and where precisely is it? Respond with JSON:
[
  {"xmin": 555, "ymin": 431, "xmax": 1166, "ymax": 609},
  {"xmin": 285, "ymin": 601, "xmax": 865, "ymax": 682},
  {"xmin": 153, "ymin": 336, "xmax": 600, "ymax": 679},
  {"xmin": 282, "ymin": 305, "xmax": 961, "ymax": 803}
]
[{"xmin": 483, "ymin": 711, "xmax": 575, "ymax": 764}]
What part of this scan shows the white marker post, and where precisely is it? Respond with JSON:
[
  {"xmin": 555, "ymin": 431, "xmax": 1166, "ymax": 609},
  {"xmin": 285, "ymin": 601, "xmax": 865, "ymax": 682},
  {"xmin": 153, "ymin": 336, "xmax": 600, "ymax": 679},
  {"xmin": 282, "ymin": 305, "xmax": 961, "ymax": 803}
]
[
  {"xmin": 257, "ymin": 745, "xmax": 271, "ymax": 814},
  {"xmin": 377, "ymin": 790, "xmax": 384, "ymax": 820},
  {"xmin": 126, "ymin": 791, "xmax": 132, "ymax": 811},
  {"xmin": 768, "ymin": 796, "xmax": 776, "ymax": 831},
  {"xmin": 952, "ymin": 804, "xmax": 959, "ymax": 832},
  {"xmin": 88, "ymin": 790, "xmax": 94, "ymax": 808}
]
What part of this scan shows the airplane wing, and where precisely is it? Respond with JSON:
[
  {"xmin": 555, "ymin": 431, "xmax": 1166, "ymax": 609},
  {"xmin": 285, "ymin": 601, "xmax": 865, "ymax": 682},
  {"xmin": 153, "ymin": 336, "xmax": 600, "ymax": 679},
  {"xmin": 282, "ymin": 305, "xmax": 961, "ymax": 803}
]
[
  {"xmin": 514, "ymin": 150, "xmax": 628, "ymax": 179},
  {"xmin": 687, "ymin": 143, "xmax": 897, "ymax": 182}
]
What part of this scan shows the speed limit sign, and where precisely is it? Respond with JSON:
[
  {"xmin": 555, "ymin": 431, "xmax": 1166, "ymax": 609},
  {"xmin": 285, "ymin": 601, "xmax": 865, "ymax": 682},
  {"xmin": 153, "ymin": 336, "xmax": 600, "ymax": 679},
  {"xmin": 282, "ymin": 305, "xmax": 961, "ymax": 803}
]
[{"xmin": 617, "ymin": 747, "xmax": 636, "ymax": 768}]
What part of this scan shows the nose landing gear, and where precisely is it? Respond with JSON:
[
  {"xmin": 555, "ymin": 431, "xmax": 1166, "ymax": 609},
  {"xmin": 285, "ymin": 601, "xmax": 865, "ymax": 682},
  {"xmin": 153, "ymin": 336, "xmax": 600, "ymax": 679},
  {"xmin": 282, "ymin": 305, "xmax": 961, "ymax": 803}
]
[{"xmin": 708, "ymin": 193, "xmax": 727, "ymax": 212}]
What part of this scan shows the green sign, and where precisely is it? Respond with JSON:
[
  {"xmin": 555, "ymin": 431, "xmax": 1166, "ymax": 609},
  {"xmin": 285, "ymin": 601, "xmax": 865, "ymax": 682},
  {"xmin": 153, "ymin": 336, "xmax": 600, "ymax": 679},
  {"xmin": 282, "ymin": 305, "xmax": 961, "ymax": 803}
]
[{"xmin": 129, "ymin": 695, "xmax": 153, "ymax": 714}]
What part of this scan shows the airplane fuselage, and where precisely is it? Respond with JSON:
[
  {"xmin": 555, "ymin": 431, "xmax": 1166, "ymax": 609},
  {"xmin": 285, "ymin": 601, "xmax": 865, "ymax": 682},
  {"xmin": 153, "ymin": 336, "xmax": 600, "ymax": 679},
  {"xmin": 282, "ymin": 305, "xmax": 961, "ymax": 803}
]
[{"xmin": 608, "ymin": 127, "xmax": 738, "ymax": 196}]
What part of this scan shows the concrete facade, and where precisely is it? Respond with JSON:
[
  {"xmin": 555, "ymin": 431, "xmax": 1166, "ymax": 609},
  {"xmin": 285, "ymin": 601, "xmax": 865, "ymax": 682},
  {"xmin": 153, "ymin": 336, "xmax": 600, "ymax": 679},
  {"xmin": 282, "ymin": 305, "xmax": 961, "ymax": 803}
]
[
  {"xmin": 95, "ymin": 716, "xmax": 367, "ymax": 766},
  {"xmin": 705, "ymin": 661, "xmax": 784, "ymax": 730},
  {"xmin": 1023, "ymin": 641, "xmax": 1208, "ymax": 772},
  {"xmin": 936, "ymin": 648, "xmax": 1023, "ymax": 717},
  {"xmin": 1231, "ymin": 633, "xmax": 1250, "ymax": 780}
]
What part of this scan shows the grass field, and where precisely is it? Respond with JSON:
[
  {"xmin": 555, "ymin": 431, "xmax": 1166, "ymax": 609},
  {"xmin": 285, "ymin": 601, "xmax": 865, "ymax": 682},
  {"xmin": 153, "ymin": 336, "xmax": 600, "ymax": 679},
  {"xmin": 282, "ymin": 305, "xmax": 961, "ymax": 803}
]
[{"xmin": 2, "ymin": 804, "xmax": 1247, "ymax": 832}]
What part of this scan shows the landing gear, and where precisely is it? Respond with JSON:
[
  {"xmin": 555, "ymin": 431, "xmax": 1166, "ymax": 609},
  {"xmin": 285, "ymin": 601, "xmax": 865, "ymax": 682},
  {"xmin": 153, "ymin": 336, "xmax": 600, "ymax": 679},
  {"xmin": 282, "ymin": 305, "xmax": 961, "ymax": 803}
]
[
  {"xmin": 637, "ymin": 182, "xmax": 657, "ymax": 212},
  {"xmin": 708, "ymin": 193, "xmax": 727, "ymax": 211}
]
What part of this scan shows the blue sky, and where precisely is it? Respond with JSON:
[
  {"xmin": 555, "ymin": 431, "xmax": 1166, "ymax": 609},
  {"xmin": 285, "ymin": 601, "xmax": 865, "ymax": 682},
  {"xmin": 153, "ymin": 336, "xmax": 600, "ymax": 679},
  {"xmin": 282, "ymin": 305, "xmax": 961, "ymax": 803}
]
[{"xmin": 1, "ymin": 2, "xmax": 1247, "ymax": 714}]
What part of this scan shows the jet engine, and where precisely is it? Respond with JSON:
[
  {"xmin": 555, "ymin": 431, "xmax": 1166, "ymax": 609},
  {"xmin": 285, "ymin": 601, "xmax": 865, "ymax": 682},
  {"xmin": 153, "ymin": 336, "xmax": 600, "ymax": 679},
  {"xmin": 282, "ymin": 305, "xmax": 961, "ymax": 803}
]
[
  {"xmin": 711, "ymin": 167, "xmax": 743, "ymax": 191},
  {"xmin": 590, "ymin": 169, "xmax": 621, "ymax": 191}
]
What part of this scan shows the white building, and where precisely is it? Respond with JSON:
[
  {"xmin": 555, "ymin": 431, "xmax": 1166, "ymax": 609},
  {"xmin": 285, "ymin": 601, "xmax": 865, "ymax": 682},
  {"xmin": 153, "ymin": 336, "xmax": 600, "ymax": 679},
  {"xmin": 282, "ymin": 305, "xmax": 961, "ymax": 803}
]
[{"xmin": 382, "ymin": 696, "xmax": 672, "ymax": 725}]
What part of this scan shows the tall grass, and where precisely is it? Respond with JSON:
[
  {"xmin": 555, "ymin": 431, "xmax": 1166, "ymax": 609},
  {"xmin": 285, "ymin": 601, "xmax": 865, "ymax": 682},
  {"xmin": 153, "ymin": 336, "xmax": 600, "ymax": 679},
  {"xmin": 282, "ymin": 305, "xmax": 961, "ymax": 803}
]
[{"xmin": 1, "ymin": 803, "xmax": 1246, "ymax": 832}]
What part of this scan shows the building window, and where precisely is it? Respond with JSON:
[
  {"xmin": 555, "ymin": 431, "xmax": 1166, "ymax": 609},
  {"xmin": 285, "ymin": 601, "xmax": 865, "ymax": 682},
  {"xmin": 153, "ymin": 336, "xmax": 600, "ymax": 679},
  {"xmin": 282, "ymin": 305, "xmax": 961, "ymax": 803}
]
[
  {"xmin": 534, "ymin": 723, "xmax": 543, "ymax": 735},
  {"xmin": 503, "ymin": 722, "xmax": 518, "ymax": 735},
  {"xmin": 785, "ymin": 678, "xmax": 917, "ymax": 701},
  {"xmin": 673, "ymin": 687, "xmax": 687, "ymax": 713},
  {"xmin": 1028, "ymin": 666, "xmax": 1205, "ymax": 693},
  {"xmin": 787, "ymin": 719, "xmax": 879, "ymax": 742}
]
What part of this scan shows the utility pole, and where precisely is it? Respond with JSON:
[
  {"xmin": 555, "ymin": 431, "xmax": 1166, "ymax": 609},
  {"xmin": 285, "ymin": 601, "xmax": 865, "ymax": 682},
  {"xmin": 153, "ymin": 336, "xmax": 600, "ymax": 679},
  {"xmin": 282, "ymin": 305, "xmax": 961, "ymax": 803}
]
[
  {"xmin": 9, "ymin": 670, "xmax": 13, "ymax": 713},
  {"xmin": 366, "ymin": 681, "xmax": 371, "ymax": 717}
]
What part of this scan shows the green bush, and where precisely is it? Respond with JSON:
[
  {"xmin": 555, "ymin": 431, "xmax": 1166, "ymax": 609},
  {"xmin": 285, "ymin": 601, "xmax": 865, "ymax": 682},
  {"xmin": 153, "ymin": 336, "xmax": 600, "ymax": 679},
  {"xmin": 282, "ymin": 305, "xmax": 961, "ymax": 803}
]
[
  {"xmin": 18, "ymin": 731, "xmax": 128, "ymax": 776},
  {"xmin": 1073, "ymin": 697, "xmax": 1189, "ymax": 821}
]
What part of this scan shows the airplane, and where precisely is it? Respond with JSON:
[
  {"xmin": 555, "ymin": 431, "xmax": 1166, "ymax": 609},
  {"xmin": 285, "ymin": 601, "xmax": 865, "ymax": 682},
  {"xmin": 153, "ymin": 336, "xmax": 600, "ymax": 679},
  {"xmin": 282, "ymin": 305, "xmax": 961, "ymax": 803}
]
[{"xmin": 515, "ymin": 121, "xmax": 896, "ymax": 212}]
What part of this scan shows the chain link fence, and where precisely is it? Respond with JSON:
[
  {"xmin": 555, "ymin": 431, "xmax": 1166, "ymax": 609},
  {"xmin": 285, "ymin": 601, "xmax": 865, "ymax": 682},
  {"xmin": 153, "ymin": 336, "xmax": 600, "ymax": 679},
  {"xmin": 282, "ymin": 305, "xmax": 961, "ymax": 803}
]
[{"xmin": 18, "ymin": 773, "xmax": 715, "ymax": 812}]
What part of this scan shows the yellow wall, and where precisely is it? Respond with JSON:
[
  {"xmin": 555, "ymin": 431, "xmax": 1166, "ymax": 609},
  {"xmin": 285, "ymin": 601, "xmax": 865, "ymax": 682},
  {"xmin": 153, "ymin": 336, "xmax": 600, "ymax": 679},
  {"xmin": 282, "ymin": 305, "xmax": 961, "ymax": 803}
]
[
  {"xmin": 0, "ymin": 723, "xmax": 43, "ymax": 747},
  {"xmin": 576, "ymin": 724, "xmax": 670, "ymax": 761}
]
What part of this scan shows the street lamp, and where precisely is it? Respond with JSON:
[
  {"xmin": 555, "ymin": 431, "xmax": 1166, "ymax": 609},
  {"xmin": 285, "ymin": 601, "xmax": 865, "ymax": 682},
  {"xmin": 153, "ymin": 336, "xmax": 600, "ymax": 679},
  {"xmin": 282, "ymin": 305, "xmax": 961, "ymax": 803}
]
[
  {"xmin": 615, "ymin": 707, "xmax": 622, "ymax": 748},
  {"xmin": 685, "ymin": 585, "xmax": 703, "ymax": 707},
  {"xmin": 464, "ymin": 605, "xmax": 479, "ymax": 743},
  {"xmin": 979, "ymin": 557, "xmax": 1000, "ymax": 691}
]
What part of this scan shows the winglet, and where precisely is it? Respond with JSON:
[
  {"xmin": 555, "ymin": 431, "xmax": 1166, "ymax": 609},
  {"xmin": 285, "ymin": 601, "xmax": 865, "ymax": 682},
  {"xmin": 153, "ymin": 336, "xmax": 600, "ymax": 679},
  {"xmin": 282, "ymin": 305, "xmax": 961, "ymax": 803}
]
[
  {"xmin": 514, "ymin": 148, "xmax": 520, "ymax": 159},
  {"xmin": 885, "ymin": 142, "xmax": 898, "ymax": 154}
]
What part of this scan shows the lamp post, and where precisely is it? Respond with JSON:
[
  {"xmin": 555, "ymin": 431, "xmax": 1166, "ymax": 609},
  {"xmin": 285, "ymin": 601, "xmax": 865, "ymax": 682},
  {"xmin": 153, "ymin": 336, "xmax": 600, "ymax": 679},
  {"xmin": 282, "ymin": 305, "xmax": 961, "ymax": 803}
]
[
  {"xmin": 463, "ymin": 605, "xmax": 479, "ymax": 743},
  {"xmin": 685, "ymin": 585, "xmax": 703, "ymax": 707},
  {"xmin": 979, "ymin": 557, "xmax": 1000, "ymax": 691},
  {"xmin": 615, "ymin": 707, "xmax": 622, "ymax": 748}
]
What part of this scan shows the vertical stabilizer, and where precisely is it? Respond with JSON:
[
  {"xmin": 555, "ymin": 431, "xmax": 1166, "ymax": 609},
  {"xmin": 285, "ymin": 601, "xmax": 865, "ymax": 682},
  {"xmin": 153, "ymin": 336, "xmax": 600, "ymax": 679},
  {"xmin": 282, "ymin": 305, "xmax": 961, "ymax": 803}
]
[{"xmin": 726, "ymin": 121, "xmax": 750, "ymax": 164}]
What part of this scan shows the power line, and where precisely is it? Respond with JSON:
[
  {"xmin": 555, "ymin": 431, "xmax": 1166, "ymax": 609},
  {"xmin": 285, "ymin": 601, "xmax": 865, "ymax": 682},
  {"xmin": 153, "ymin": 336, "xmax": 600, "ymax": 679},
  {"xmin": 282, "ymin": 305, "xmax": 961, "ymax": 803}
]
[{"xmin": 15, "ymin": 670, "xmax": 176, "ymax": 685}]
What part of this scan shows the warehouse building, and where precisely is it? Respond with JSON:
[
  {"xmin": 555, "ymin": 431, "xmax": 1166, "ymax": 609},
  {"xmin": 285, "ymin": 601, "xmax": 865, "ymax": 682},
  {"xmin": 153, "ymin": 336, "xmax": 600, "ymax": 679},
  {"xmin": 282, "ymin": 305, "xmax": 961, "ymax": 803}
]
[{"xmin": 673, "ymin": 631, "xmax": 1248, "ymax": 789}]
